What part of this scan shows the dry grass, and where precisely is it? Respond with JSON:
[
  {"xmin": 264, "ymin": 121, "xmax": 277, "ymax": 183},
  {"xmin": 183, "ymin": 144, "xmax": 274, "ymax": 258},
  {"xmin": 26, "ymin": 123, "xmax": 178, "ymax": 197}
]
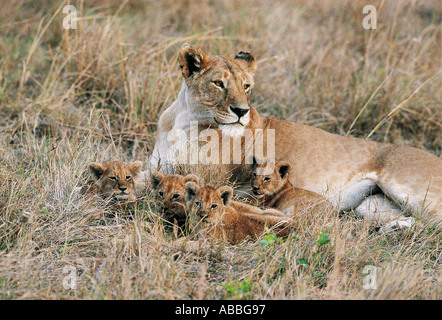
[{"xmin": 0, "ymin": 0, "xmax": 441, "ymax": 300}]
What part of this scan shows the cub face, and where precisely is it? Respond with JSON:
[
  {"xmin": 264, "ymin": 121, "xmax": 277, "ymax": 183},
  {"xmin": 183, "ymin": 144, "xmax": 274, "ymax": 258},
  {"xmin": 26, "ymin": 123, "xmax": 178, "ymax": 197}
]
[
  {"xmin": 151, "ymin": 172, "xmax": 199, "ymax": 220},
  {"xmin": 250, "ymin": 157, "xmax": 292, "ymax": 199},
  {"xmin": 89, "ymin": 160, "xmax": 143, "ymax": 201},
  {"xmin": 184, "ymin": 183, "xmax": 233, "ymax": 223}
]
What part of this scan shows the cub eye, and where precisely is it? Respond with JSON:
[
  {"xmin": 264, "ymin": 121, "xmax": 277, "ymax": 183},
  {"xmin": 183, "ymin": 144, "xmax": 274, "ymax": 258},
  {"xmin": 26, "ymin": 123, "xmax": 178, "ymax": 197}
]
[
  {"xmin": 195, "ymin": 201, "xmax": 202, "ymax": 207},
  {"xmin": 172, "ymin": 193, "xmax": 180, "ymax": 200},
  {"xmin": 126, "ymin": 176, "xmax": 131, "ymax": 180},
  {"xmin": 211, "ymin": 204, "xmax": 218, "ymax": 209},
  {"xmin": 110, "ymin": 176, "xmax": 117, "ymax": 181},
  {"xmin": 158, "ymin": 191, "xmax": 164, "ymax": 198},
  {"xmin": 263, "ymin": 177, "xmax": 271, "ymax": 182},
  {"xmin": 213, "ymin": 80, "xmax": 224, "ymax": 88},
  {"xmin": 243, "ymin": 84, "xmax": 251, "ymax": 91},
  {"xmin": 251, "ymin": 173, "xmax": 257, "ymax": 178}
]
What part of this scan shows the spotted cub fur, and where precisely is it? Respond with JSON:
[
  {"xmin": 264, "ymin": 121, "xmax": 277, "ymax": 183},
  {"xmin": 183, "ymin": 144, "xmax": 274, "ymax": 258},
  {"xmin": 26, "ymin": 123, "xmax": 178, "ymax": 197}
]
[
  {"xmin": 185, "ymin": 183, "xmax": 293, "ymax": 244},
  {"xmin": 151, "ymin": 171, "xmax": 199, "ymax": 224},
  {"xmin": 85, "ymin": 160, "xmax": 143, "ymax": 202},
  {"xmin": 250, "ymin": 158, "xmax": 334, "ymax": 221}
]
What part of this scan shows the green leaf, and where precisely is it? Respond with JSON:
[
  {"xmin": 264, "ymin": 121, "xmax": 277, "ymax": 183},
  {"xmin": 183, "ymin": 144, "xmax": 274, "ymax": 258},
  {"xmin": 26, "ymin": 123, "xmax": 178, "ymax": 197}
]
[
  {"xmin": 317, "ymin": 231, "xmax": 330, "ymax": 247},
  {"xmin": 296, "ymin": 258, "xmax": 309, "ymax": 266},
  {"xmin": 39, "ymin": 204, "xmax": 51, "ymax": 216}
]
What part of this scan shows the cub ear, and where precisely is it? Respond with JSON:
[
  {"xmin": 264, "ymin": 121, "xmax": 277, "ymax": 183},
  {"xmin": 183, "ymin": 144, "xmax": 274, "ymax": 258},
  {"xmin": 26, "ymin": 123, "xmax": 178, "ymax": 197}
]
[
  {"xmin": 218, "ymin": 186, "xmax": 233, "ymax": 205},
  {"xmin": 178, "ymin": 44, "xmax": 210, "ymax": 79},
  {"xmin": 276, "ymin": 161, "xmax": 292, "ymax": 179},
  {"xmin": 248, "ymin": 155, "xmax": 260, "ymax": 169},
  {"xmin": 151, "ymin": 171, "xmax": 164, "ymax": 189},
  {"xmin": 184, "ymin": 182, "xmax": 199, "ymax": 202},
  {"xmin": 184, "ymin": 174, "xmax": 199, "ymax": 185},
  {"xmin": 129, "ymin": 161, "xmax": 143, "ymax": 177},
  {"xmin": 234, "ymin": 51, "xmax": 256, "ymax": 74},
  {"xmin": 89, "ymin": 162, "xmax": 105, "ymax": 181}
]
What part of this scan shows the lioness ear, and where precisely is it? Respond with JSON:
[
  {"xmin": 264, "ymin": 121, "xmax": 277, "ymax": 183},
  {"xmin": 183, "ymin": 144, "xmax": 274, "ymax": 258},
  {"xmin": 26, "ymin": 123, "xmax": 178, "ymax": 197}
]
[
  {"xmin": 129, "ymin": 161, "xmax": 143, "ymax": 177},
  {"xmin": 184, "ymin": 174, "xmax": 199, "ymax": 185},
  {"xmin": 178, "ymin": 44, "xmax": 210, "ymax": 78},
  {"xmin": 234, "ymin": 51, "xmax": 256, "ymax": 74},
  {"xmin": 89, "ymin": 163, "xmax": 105, "ymax": 181},
  {"xmin": 218, "ymin": 186, "xmax": 233, "ymax": 205},
  {"xmin": 184, "ymin": 182, "xmax": 199, "ymax": 202},
  {"xmin": 276, "ymin": 161, "xmax": 291, "ymax": 179},
  {"xmin": 151, "ymin": 171, "xmax": 164, "ymax": 189}
]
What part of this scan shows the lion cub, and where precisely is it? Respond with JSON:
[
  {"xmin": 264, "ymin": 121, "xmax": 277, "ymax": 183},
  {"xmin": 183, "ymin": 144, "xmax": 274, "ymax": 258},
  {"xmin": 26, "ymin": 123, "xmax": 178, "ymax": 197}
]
[
  {"xmin": 85, "ymin": 160, "xmax": 143, "ymax": 202},
  {"xmin": 184, "ymin": 183, "xmax": 293, "ymax": 244},
  {"xmin": 151, "ymin": 171, "xmax": 199, "ymax": 224},
  {"xmin": 250, "ymin": 158, "xmax": 334, "ymax": 219}
]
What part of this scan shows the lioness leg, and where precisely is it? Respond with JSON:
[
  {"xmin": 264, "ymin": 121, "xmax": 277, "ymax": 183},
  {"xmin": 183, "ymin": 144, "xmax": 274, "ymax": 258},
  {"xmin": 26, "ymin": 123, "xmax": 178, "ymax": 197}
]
[
  {"xmin": 355, "ymin": 195, "xmax": 415, "ymax": 233},
  {"xmin": 377, "ymin": 146, "xmax": 442, "ymax": 216}
]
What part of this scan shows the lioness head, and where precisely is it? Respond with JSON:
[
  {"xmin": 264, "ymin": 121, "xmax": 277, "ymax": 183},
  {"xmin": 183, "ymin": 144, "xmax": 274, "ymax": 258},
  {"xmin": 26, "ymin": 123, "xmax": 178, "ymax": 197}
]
[
  {"xmin": 250, "ymin": 157, "xmax": 291, "ymax": 199},
  {"xmin": 184, "ymin": 183, "xmax": 234, "ymax": 223},
  {"xmin": 151, "ymin": 172, "xmax": 199, "ymax": 220},
  {"xmin": 89, "ymin": 160, "xmax": 143, "ymax": 201},
  {"xmin": 178, "ymin": 44, "xmax": 256, "ymax": 137}
]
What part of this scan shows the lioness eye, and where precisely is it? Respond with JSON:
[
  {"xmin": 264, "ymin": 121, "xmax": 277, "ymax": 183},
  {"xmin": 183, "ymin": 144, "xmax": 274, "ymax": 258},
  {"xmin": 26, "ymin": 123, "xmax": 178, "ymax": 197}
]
[
  {"xmin": 172, "ymin": 193, "xmax": 180, "ymax": 200},
  {"xmin": 195, "ymin": 201, "xmax": 202, "ymax": 207},
  {"xmin": 159, "ymin": 191, "xmax": 164, "ymax": 198},
  {"xmin": 126, "ymin": 176, "xmax": 131, "ymax": 180},
  {"xmin": 213, "ymin": 80, "xmax": 224, "ymax": 88},
  {"xmin": 244, "ymin": 84, "xmax": 250, "ymax": 91},
  {"xmin": 110, "ymin": 176, "xmax": 117, "ymax": 181},
  {"xmin": 263, "ymin": 177, "xmax": 271, "ymax": 182},
  {"xmin": 251, "ymin": 173, "xmax": 256, "ymax": 178},
  {"xmin": 211, "ymin": 204, "xmax": 218, "ymax": 209}
]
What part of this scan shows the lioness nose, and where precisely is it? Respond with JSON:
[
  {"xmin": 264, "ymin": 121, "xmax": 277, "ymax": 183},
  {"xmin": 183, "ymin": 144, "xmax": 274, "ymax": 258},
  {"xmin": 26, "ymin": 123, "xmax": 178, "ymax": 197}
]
[
  {"xmin": 230, "ymin": 106, "xmax": 249, "ymax": 118},
  {"xmin": 253, "ymin": 186, "xmax": 260, "ymax": 191},
  {"xmin": 119, "ymin": 186, "xmax": 127, "ymax": 192}
]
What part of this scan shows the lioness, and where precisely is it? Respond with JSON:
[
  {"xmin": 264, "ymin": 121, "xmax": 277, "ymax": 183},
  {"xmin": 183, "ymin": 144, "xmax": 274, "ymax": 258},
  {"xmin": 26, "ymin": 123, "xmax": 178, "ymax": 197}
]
[
  {"xmin": 87, "ymin": 160, "xmax": 143, "ymax": 201},
  {"xmin": 151, "ymin": 45, "xmax": 441, "ymax": 225},
  {"xmin": 250, "ymin": 157, "xmax": 334, "ymax": 219},
  {"xmin": 151, "ymin": 171, "xmax": 199, "ymax": 224},
  {"xmin": 184, "ymin": 183, "xmax": 293, "ymax": 244}
]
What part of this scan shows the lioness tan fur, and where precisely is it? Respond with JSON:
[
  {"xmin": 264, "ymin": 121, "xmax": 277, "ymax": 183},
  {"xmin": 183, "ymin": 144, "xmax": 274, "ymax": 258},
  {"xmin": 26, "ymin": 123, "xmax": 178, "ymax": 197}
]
[
  {"xmin": 184, "ymin": 183, "xmax": 293, "ymax": 244},
  {"xmin": 87, "ymin": 160, "xmax": 143, "ymax": 201},
  {"xmin": 151, "ymin": 45, "xmax": 442, "ymax": 227},
  {"xmin": 250, "ymin": 158, "xmax": 334, "ymax": 220},
  {"xmin": 151, "ymin": 171, "xmax": 199, "ymax": 224}
]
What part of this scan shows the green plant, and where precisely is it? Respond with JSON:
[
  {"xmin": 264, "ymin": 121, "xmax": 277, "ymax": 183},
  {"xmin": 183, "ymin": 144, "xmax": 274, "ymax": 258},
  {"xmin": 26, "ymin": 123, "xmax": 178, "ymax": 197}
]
[
  {"xmin": 259, "ymin": 227, "xmax": 285, "ymax": 248},
  {"xmin": 316, "ymin": 231, "xmax": 330, "ymax": 248},
  {"xmin": 221, "ymin": 280, "xmax": 255, "ymax": 300}
]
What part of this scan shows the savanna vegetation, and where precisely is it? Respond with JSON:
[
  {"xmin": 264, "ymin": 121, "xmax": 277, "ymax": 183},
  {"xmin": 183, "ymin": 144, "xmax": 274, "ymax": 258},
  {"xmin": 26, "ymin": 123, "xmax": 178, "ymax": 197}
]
[{"xmin": 0, "ymin": 0, "xmax": 440, "ymax": 299}]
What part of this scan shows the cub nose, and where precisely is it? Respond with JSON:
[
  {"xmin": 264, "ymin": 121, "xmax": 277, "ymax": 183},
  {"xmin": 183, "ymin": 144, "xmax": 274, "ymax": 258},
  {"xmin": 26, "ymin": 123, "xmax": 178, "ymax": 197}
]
[
  {"xmin": 119, "ymin": 186, "xmax": 127, "ymax": 192},
  {"xmin": 253, "ymin": 186, "xmax": 260, "ymax": 191},
  {"xmin": 230, "ymin": 106, "xmax": 249, "ymax": 118}
]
